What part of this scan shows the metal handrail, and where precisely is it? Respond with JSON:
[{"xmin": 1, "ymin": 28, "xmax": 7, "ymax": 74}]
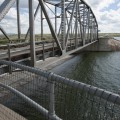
[
  {"xmin": 50, "ymin": 73, "xmax": 120, "ymax": 105},
  {"xmin": 0, "ymin": 83, "xmax": 61, "ymax": 120},
  {"xmin": 1, "ymin": 60, "xmax": 120, "ymax": 105},
  {"xmin": 0, "ymin": 60, "xmax": 120, "ymax": 120}
]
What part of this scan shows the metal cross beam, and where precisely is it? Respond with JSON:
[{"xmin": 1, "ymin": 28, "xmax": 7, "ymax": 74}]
[{"xmin": 0, "ymin": 0, "xmax": 98, "ymax": 63}]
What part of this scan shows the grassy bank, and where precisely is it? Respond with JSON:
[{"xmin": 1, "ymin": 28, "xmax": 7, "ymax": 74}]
[
  {"xmin": 99, "ymin": 33, "xmax": 120, "ymax": 38},
  {"xmin": 0, "ymin": 33, "xmax": 120, "ymax": 45},
  {"xmin": 0, "ymin": 34, "xmax": 53, "ymax": 45}
]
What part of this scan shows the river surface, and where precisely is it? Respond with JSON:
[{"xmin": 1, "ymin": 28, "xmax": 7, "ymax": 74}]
[
  {"xmin": 114, "ymin": 37, "xmax": 120, "ymax": 41},
  {"xmin": 51, "ymin": 52, "xmax": 120, "ymax": 94}
]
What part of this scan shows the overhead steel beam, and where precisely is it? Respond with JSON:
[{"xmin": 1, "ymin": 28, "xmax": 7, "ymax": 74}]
[
  {"xmin": 66, "ymin": 0, "xmax": 74, "ymax": 9},
  {"xmin": 0, "ymin": 0, "xmax": 16, "ymax": 22},
  {"xmin": 44, "ymin": 0, "xmax": 98, "ymax": 43},
  {"xmin": 0, "ymin": 26, "xmax": 10, "ymax": 41}
]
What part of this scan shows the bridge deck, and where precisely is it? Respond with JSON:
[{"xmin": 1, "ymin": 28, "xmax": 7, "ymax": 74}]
[
  {"xmin": 0, "ymin": 42, "xmax": 57, "ymax": 60},
  {"xmin": 0, "ymin": 40, "xmax": 98, "ymax": 60}
]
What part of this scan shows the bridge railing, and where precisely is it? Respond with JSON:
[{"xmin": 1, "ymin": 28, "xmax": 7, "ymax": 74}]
[{"xmin": 0, "ymin": 60, "xmax": 120, "ymax": 120}]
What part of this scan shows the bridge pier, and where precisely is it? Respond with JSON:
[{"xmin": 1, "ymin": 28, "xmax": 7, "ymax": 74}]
[{"xmin": 80, "ymin": 38, "xmax": 119, "ymax": 52}]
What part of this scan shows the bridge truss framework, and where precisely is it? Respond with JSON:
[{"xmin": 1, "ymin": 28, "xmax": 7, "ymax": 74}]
[{"xmin": 0, "ymin": 0, "xmax": 98, "ymax": 66}]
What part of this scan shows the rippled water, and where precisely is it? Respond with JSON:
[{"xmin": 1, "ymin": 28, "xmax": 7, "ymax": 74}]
[
  {"xmin": 114, "ymin": 37, "xmax": 120, "ymax": 41},
  {"xmin": 52, "ymin": 52, "xmax": 120, "ymax": 94}
]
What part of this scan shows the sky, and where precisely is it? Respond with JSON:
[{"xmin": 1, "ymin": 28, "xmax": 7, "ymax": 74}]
[
  {"xmin": 0, "ymin": 0, "xmax": 120, "ymax": 34},
  {"xmin": 86, "ymin": 0, "xmax": 120, "ymax": 33}
]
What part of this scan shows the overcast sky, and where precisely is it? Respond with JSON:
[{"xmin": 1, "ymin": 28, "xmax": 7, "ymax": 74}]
[{"xmin": 0, "ymin": 0, "xmax": 120, "ymax": 34}]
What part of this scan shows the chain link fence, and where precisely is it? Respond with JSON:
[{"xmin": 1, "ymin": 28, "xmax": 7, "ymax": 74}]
[{"xmin": 0, "ymin": 60, "xmax": 120, "ymax": 120}]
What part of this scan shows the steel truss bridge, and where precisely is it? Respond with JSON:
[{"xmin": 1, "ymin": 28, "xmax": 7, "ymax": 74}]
[
  {"xmin": 0, "ymin": 1, "xmax": 120, "ymax": 120},
  {"xmin": 0, "ymin": 0, "xmax": 98, "ymax": 66}
]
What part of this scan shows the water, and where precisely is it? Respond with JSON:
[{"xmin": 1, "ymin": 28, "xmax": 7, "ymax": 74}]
[
  {"xmin": 51, "ymin": 52, "xmax": 120, "ymax": 119},
  {"xmin": 114, "ymin": 37, "xmax": 120, "ymax": 41},
  {"xmin": 52, "ymin": 52, "xmax": 120, "ymax": 94}
]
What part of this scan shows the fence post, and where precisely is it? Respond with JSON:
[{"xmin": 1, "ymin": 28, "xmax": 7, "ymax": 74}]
[
  {"xmin": 48, "ymin": 73, "xmax": 55, "ymax": 120},
  {"xmin": 42, "ymin": 42, "xmax": 45, "ymax": 61},
  {"xmin": 70, "ymin": 39, "xmax": 72, "ymax": 50},
  {"xmin": 53, "ymin": 40, "xmax": 55, "ymax": 57},
  {"xmin": 48, "ymin": 73, "xmax": 62, "ymax": 120},
  {"xmin": 7, "ymin": 44, "xmax": 12, "ymax": 74}
]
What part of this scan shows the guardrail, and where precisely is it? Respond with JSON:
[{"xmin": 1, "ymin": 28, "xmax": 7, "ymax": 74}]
[
  {"xmin": 0, "ymin": 60, "xmax": 120, "ymax": 120},
  {"xmin": 0, "ymin": 41, "xmax": 58, "ymax": 61}
]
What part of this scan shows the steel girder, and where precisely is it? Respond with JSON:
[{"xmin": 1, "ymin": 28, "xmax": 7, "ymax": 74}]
[
  {"xmin": 38, "ymin": 0, "xmax": 63, "ymax": 53},
  {"xmin": 0, "ymin": 0, "xmax": 98, "ymax": 56},
  {"xmin": 0, "ymin": 25, "xmax": 9, "ymax": 41},
  {"xmin": 43, "ymin": 0, "xmax": 98, "ymax": 54}
]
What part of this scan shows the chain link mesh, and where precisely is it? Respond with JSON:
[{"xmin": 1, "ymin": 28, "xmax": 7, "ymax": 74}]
[
  {"xmin": 0, "ymin": 63, "xmax": 49, "ymax": 120},
  {"xmin": 54, "ymin": 77, "xmax": 120, "ymax": 120},
  {"xmin": 0, "ymin": 61, "xmax": 120, "ymax": 120}
]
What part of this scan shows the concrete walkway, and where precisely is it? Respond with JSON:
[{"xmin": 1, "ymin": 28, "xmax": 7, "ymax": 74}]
[{"xmin": 36, "ymin": 55, "xmax": 74, "ymax": 70}]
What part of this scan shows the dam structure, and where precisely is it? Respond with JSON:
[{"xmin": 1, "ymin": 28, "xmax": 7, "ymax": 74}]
[{"xmin": 0, "ymin": 0, "xmax": 120, "ymax": 120}]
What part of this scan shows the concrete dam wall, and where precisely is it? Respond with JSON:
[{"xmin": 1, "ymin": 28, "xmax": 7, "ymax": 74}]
[{"xmin": 82, "ymin": 38, "xmax": 120, "ymax": 52}]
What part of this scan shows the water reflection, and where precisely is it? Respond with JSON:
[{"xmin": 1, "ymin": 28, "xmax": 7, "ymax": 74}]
[{"xmin": 52, "ymin": 52, "xmax": 120, "ymax": 94}]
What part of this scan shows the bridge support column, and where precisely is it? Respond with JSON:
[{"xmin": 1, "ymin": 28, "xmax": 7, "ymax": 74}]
[
  {"xmin": 38, "ymin": 0, "xmax": 62, "ymax": 54},
  {"xmin": 55, "ymin": 6, "xmax": 57, "ymax": 34},
  {"xmin": 65, "ymin": 0, "xmax": 76, "ymax": 52},
  {"xmin": 87, "ymin": 9, "xmax": 90, "ymax": 42},
  {"xmin": 83, "ymin": 4, "xmax": 86, "ymax": 45},
  {"xmin": 16, "ymin": 0, "xmax": 21, "ymax": 40},
  {"xmin": 61, "ymin": 0, "xmax": 66, "ymax": 52},
  {"xmin": 91, "ymin": 20, "xmax": 93, "ymax": 42},
  {"xmin": 96, "ymin": 25, "xmax": 99, "ymax": 40},
  {"xmin": 41, "ymin": 7, "xmax": 43, "ymax": 41},
  {"xmin": 29, "ymin": 0, "xmax": 36, "ymax": 67},
  {"xmin": 78, "ymin": 3, "xmax": 83, "ymax": 45},
  {"xmin": 25, "ymin": 4, "xmax": 40, "ymax": 40},
  {"xmin": 75, "ymin": 0, "xmax": 78, "ymax": 48}
]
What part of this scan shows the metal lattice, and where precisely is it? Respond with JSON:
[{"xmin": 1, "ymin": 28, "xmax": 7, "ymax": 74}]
[{"xmin": 0, "ymin": 0, "xmax": 98, "ymax": 66}]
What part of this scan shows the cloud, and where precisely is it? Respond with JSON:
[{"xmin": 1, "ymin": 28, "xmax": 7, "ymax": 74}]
[
  {"xmin": 19, "ymin": 0, "xmax": 38, "ymax": 8},
  {"xmin": 0, "ymin": 0, "xmax": 41, "ymax": 34},
  {"xmin": 0, "ymin": 0, "xmax": 120, "ymax": 33},
  {"xmin": 0, "ymin": 0, "xmax": 4, "ymax": 5},
  {"xmin": 85, "ymin": 0, "xmax": 120, "ymax": 33},
  {"xmin": 117, "ymin": 2, "xmax": 120, "ymax": 7},
  {"xmin": 86, "ymin": 0, "xmax": 116, "ymax": 10}
]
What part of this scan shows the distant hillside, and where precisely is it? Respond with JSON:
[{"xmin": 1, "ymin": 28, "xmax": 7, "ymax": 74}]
[{"xmin": 99, "ymin": 33, "xmax": 120, "ymax": 38}]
